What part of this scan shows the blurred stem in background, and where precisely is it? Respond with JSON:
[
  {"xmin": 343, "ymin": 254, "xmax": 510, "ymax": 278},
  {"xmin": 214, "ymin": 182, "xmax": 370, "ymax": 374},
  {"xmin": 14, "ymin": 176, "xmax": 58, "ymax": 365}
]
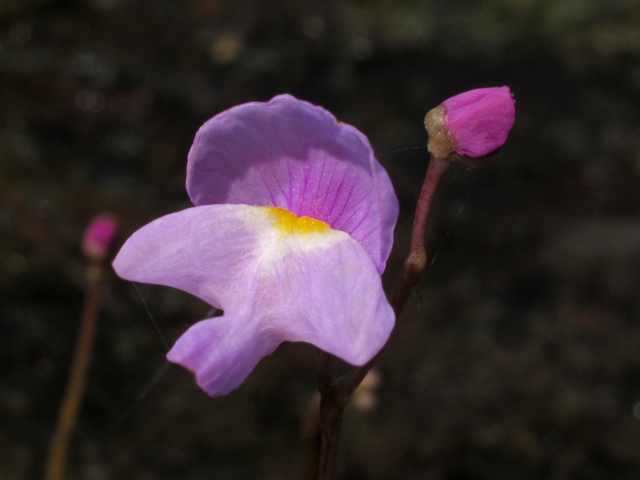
[
  {"xmin": 316, "ymin": 155, "xmax": 449, "ymax": 480},
  {"xmin": 45, "ymin": 216, "xmax": 117, "ymax": 480}
]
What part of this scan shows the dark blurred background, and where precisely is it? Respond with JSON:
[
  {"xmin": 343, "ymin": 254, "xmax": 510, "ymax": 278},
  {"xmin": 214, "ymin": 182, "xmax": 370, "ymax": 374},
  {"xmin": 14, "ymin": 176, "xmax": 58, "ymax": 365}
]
[{"xmin": 2, "ymin": 0, "xmax": 640, "ymax": 479}]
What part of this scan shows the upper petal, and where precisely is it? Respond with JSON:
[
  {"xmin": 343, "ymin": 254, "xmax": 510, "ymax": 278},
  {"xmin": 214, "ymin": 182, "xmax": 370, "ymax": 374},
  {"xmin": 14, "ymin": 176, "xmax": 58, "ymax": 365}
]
[{"xmin": 186, "ymin": 94, "xmax": 398, "ymax": 273}]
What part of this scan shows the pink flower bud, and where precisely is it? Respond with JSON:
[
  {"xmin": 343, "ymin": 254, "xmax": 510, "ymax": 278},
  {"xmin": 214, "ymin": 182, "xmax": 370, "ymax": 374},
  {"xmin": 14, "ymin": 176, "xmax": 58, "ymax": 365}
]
[
  {"xmin": 425, "ymin": 86, "xmax": 516, "ymax": 159},
  {"xmin": 82, "ymin": 215, "xmax": 118, "ymax": 261}
]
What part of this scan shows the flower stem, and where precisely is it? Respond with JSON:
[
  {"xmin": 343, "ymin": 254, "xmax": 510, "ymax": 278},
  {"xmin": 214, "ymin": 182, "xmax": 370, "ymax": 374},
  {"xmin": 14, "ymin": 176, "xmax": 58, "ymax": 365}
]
[
  {"xmin": 317, "ymin": 352, "xmax": 348, "ymax": 480},
  {"xmin": 316, "ymin": 155, "xmax": 449, "ymax": 479},
  {"xmin": 391, "ymin": 155, "xmax": 449, "ymax": 315},
  {"xmin": 45, "ymin": 263, "xmax": 104, "ymax": 480}
]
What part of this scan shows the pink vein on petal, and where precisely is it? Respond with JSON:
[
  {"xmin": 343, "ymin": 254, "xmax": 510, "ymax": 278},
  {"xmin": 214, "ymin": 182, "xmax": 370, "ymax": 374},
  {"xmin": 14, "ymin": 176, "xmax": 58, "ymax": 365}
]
[
  {"xmin": 266, "ymin": 163, "xmax": 288, "ymax": 209},
  {"xmin": 256, "ymin": 168, "xmax": 277, "ymax": 206},
  {"xmin": 326, "ymin": 169, "xmax": 349, "ymax": 221}
]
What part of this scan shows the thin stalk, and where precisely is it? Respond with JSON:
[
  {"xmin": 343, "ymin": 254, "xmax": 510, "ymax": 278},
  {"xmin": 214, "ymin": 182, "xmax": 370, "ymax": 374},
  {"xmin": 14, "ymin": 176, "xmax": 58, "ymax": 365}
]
[
  {"xmin": 391, "ymin": 155, "xmax": 449, "ymax": 316},
  {"xmin": 45, "ymin": 263, "xmax": 104, "ymax": 480},
  {"xmin": 316, "ymin": 155, "xmax": 449, "ymax": 479},
  {"xmin": 316, "ymin": 352, "xmax": 348, "ymax": 480},
  {"xmin": 342, "ymin": 155, "xmax": 449, "ymax": 394}
]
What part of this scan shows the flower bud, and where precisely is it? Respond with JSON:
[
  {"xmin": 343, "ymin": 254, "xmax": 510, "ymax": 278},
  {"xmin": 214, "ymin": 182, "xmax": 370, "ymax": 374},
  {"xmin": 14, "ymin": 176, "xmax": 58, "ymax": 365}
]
[
  {"xmin": 425, "ymin": 86, "xmax": 516, "ymax": 159},
  {"xmin": 82, "ymin": 215, "xmax": 118, "ymax": 261}
]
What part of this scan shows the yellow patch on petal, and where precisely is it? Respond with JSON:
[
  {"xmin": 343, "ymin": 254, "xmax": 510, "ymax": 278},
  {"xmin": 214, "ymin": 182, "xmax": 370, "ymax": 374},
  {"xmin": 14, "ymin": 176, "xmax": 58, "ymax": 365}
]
[{"xmin": 265, "ymin": 207, "xmax": 331, "ymax": 235}]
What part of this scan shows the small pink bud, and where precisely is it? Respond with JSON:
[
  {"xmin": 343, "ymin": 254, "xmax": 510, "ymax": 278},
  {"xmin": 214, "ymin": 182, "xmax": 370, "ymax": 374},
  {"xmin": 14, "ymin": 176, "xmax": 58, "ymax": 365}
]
[
  {"xmin": 425, "ymin": 86, "xmax": 516, "ymax": 159},
  {"xmin": 82, "ymin": 215, "xmax": 118, "ymax": 261}
]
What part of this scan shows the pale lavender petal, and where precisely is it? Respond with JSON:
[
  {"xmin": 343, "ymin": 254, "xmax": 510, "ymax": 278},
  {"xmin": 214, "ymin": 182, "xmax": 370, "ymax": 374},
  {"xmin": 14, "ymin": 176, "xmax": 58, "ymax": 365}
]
[
  {"xmin": 253, "ymin": 222, "xmax": 395, "ymax": 366},
  {"xmin": 186, "ymin": 94, "xmax": 398, "ymax": 273},
  {"xmin": 113, "ymin": 205, "xmax": 394, "ymax": 396},
  {"xmin": 167, "ymin": 315, "xmax": 279, "ymax": 396},
  {"xmin": 112, "ymin": 204, "xmax": 271, "ymax": 311}
]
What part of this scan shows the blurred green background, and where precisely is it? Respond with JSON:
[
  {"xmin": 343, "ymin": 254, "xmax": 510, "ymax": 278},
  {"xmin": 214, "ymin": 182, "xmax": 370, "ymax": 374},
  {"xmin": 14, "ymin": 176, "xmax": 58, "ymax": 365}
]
[{"xmin": 2, "ymin": 0, "xmax": 640, "ymax": 479}]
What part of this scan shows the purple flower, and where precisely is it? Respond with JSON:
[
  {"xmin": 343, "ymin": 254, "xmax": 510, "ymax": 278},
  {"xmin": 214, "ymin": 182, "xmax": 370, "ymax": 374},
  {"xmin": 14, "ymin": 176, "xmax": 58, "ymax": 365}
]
[
  {"xmin": 113, "ymin": 95, "xmax": 398, "ymax": 396},
  {"xmin": 425, "ymin": 86, "xmax": 516, "ymax": 158}
]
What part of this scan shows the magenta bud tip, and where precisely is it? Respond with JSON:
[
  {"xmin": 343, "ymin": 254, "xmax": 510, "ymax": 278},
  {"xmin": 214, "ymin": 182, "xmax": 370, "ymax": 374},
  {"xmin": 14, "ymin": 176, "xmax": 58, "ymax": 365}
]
[
  {"xmin": 82, "ymin": 215, "xmax": 118, "ymax": 261},
  {"xmin": 426, "ymin": 86, "xmax": 516, "ymax": 159}
]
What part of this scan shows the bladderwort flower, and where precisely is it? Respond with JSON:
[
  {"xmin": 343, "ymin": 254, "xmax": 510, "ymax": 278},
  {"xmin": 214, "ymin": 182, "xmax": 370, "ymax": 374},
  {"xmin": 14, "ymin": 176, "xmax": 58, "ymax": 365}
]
[{"xmin": 113, "ymin": 95, "xmax": 399, "ymax": 396}]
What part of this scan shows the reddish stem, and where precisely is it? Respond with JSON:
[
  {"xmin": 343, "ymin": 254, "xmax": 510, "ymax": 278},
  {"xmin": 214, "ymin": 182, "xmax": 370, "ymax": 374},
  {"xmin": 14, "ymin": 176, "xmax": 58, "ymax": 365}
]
[
  {"xmin": 316, "ymin": 155, "xmax": 449, "ymax": 479},
  {"xmin": 45, "ymin": 263, "xmax": 104, "ymax": 480},
  {"xmin": 391, "ymin": 155, "xmax": 449, "ymax": 316},
  {"xmin": 410, "ymin": 156, "xmax": 449, "ymax": 256}
]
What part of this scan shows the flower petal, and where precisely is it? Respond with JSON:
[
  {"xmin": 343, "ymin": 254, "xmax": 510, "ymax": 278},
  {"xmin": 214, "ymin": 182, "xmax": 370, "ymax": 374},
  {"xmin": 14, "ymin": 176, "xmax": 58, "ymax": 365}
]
[
  {"xmin": 166, "ymin": 315, "xmax": 278, "ymax": 396},
  {"xmin": 251, "ymin": 207, "xmax": 395, "ymax": 367},
  {"xmin": 113, "ymin": 205, "xmax": 271, "ymax": 311},
  {"xmin": 113, "ymin": 204, "xmax": 395, "ymax": 396},
  {"xmin": 186, "ymin": 94, "xmax": 398, "ymax": 273}
]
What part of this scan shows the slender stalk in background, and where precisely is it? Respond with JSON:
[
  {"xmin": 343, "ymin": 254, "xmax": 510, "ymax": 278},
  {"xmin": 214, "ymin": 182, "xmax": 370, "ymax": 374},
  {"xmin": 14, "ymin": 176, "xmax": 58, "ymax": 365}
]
[
  {"xmin": 45, "ymin": 264, "xmax": 103, "ymax": 480},
  {"xmin": 45, "ymin": 216, "xmax": 117, "ymax": 480}
]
